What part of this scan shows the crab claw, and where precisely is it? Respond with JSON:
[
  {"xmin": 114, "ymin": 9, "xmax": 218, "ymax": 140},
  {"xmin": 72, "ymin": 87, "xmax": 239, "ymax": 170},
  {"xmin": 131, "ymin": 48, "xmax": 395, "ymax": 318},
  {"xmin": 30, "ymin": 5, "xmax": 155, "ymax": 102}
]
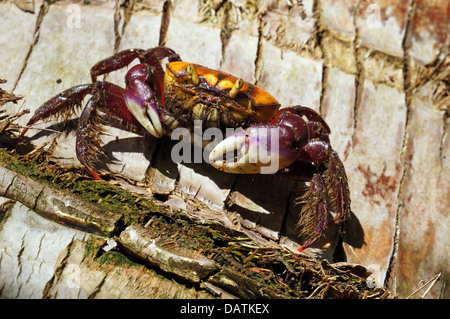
[
  {"xmin": 209, "ymin": 124, "xmax": 303, "ymax": 174},
  {"xmin": 124, "ymin": 78, "xmax": 163, "ymax": 138}
]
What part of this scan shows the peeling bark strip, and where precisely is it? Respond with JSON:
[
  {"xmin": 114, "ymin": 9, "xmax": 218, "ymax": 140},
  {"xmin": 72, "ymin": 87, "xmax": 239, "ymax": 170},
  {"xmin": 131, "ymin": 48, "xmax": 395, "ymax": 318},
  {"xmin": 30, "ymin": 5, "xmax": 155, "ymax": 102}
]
[
  {"xmin": 0, "ymin": 166, "xmax": 122, "ymax": 236},
  {"xmin": 119, "ymin": 224, "xmax": 218, "ymax": 282},
  {"xmin": 42, "ymin": 238, "xmax": 216, "ymax": 299}
]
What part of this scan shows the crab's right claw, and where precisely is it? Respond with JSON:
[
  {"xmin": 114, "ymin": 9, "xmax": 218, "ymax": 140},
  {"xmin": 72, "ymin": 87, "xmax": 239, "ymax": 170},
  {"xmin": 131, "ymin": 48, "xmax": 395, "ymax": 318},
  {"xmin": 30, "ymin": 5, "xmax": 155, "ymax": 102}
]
[
  {"xmin": 124, "ymin": 78, "xmax": 163, "ymax": 138},
  {"xmin": 209, "ymin": 124, "xmax": 303, "ymax": 174}
]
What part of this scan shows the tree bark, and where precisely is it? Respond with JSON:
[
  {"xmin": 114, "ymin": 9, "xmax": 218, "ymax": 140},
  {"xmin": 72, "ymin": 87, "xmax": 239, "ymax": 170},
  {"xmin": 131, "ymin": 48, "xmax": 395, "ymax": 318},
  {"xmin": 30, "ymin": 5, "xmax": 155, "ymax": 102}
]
[{"xmin": 0, "ymin": 0, "xmax": 448, "ymax": 299}]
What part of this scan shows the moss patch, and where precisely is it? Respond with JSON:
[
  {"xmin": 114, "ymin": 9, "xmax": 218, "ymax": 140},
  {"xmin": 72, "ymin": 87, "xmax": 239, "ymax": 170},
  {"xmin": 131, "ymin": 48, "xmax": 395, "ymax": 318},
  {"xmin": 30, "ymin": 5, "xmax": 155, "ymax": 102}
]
[{"xmin": 0, "ymin": 148, "xmax": 167, "ymax": 227}]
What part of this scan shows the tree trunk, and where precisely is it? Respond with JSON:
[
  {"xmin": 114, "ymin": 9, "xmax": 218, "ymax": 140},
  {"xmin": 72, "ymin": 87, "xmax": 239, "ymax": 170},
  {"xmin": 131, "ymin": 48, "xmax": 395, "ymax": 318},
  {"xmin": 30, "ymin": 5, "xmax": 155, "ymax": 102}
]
[{"xmin": 0, "ymin": 0, "xmax": 448, "ymax": 299}]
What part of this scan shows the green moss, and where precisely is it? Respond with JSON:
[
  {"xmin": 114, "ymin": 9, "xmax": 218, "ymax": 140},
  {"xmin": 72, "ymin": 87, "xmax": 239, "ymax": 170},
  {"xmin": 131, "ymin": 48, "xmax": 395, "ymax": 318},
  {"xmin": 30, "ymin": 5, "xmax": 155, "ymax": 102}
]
[
  {"xmin": 83, "ymin": 236, "xmax": 105, "ymax": 260},
  {"xmin": 95, "ymin": 251, "xmax": 142, "ymax": 268},
  {"xmin": 0, "ymin": 149, "xmax": 58, "ymax": 188},
  {"xmin": 83, "ymin": 236, "xmax": 142, "ymax": 268},
  {"xmin": 0, "ymin": 148, "xmax": 167, "ymax": 227}
]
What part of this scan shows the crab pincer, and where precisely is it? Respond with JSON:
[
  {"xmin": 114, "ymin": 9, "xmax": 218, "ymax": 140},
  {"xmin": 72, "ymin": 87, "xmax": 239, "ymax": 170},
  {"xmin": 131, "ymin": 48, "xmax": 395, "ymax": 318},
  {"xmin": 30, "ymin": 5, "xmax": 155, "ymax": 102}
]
[
  {"xmin": 123, "ymin": 65, "xmax": 163, "ymax": 138},
  {"xmin": 209, "ymin": 112, "xmax": 310, "ymax": 174}
]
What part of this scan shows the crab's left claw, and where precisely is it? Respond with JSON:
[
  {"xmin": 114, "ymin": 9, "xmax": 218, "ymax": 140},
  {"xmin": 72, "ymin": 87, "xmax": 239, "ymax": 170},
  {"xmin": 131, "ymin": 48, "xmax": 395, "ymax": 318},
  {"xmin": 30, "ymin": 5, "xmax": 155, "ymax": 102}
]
[
  {"xmin": 124, "ymin": 78, "xmax": 163, "ymax": 138},
  {"xmin": 209, "ymin": 115, "xmax": 308, "ymax": 174}
]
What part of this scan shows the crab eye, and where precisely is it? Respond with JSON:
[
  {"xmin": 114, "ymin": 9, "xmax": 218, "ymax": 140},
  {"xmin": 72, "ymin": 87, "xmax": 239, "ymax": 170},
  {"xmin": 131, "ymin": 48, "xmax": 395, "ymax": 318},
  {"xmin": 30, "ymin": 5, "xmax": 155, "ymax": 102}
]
[
  {"xmin": 229, "ymin": 78, "xmax": 244, "ymax": 98},
  {"xmin": 187, "ymin": 64, "xmax": 199, "ymax": 85}
]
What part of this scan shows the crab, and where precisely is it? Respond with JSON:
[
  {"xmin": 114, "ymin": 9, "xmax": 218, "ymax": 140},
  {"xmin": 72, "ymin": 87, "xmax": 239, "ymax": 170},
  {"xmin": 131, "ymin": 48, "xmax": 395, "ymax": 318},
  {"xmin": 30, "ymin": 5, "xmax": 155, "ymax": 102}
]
[{"xmin": 20, "ymin": 46, "xmax": 351, "ymax": 252}]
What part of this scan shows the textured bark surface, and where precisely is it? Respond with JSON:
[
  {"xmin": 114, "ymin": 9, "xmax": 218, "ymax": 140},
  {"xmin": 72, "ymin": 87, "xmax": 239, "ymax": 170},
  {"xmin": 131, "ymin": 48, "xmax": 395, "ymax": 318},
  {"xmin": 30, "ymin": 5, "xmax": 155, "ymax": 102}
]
[{"xmin": 0, "ymin": 0, "xmax": 448, "ymax": 299}]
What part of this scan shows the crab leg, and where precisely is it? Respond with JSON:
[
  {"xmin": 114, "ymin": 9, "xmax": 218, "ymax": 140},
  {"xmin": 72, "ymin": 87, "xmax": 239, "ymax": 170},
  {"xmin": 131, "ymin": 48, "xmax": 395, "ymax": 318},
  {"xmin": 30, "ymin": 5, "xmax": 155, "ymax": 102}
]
[
  {"xmin": 279, "ymin": 106, "xmax": 331, "ymax": 137},
  {"xmin": 21, "ymin": 82, "xmax": 140, "ymax": 138},
  {"xmin": 90, "ymin": 47, "xmax": 180, "ymax": 82},
  {"xmin": 76, "ymin": 92, "xmax": 105, "ymax": 180},
  {"xmin": 321, "ymin": 150, "xmax": 351, "ymax": 227},
  {"xmin": 297, "ymin": 174, "xmax": 328, "ymax": 252},
  {"xmin": 296, "ymin": 150, "xmax": 350, "ymax": 252},
  {"xmin": 20, "ymin": 84, "xmax": 92, "ymax": 139},
  {"xmin": 90, "ymin": 47, "xmax": 180, "ymax": 107},
  {"xmin": 21, "ymin": 81, "xmax": 142, "ymax": 179},
  {"xmin": 90, "ymin": 49, "xmax": 147, "ymax": 82}
]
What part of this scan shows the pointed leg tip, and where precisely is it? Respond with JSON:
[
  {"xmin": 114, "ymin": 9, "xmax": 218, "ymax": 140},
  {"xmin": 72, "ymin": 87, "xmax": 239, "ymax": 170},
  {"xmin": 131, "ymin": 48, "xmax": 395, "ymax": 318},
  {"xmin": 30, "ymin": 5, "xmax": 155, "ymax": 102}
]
[
  {"xmin": 92, "ymin": 172, "xmax": 102, "ymax": 180},
  {"xmin": 19, "ymin": 128, "xmax": 29, "ymax": 140},
  {"xmin": 83, "ymin": 163, "xmax": 103, "ymax": 180}
]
